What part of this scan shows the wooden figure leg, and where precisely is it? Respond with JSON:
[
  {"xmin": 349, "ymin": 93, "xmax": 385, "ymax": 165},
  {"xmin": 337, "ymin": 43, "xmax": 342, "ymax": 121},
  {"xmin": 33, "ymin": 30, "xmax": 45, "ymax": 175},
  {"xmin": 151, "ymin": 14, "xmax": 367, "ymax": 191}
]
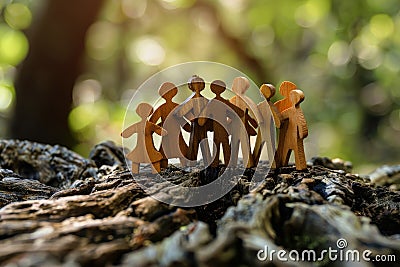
[
  {"xmin": 188, "ymin": 126, "xmax": 199, "ymax": 162},
  {"xmin": 275, "ymin": 124, "xmax": 287, "ymax": 168},
  {"xmin": 241, "ymin": 137, "xmax": 255, "ymax": 168},
  {"xmin": 178, "ymin": 134, "xmax": 188, "ymax": 167},
  {"xmin": 269, "ymin": 124, "xmax": 277, "ymax": 168},
  {"xmin": 131, "ymin": 163, "xmax": 139, "ymax": 174},
  {"xmin": 267, "ymin": 141, "xmax": 276, "ymax": 169},
  {"xmin": 253, "ymin": 129, "xmax": 264, "ymax": 166},
  {"xmin": 158, "ymin": 147, "xmax": 168, "ymax": 170},
  {"xmin": 222, "ymin": 136, "xmax": 230, "ymax": 166},
  {"xmin": 151, "ymin": 161, "xmax": 161, "ymax": 174},
  {"xmin": 199, "ymin": 127, "xmax": 211, "ymax": 166},
  {"xmin": 230, "ymin": 137, "xmax": 240, "ymax": 168},
  {"xmin": 282, "ymin": 147, "xmax": 291, "ymax": 167},
  {"xmin": 294, "ymin": 140, "xmax": 307, "ymax": 170},
  {"xmin": 160, "ymin": 159, "xmax": 168, "ymax": 170},
  {"xmin": 211, "ymin": 141, "xmax": 220, "ymax": 167}
]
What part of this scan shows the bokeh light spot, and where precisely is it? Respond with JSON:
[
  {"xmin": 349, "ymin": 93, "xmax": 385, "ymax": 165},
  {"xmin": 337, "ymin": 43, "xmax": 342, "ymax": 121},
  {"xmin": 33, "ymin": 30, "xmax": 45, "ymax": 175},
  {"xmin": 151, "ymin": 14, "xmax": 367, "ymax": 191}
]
[
  {"xmin": 0, "ymin": 27, "xmax": 29, "ymax": 66},
  {"xmin": 0, "ymin": 84, "xmax": 13, "ymax": 111},
  {"xmin": 160, "ymin": 0, "xmax": 195, "ymax": 10},
  {"xmin": 360, "ymin": 83, "xmax": 391, "ymax": 115},
  {"xmin": 86, "ymin": 21, "xmax": 119, "ymax": 61},
  {"xmin": 131, "ymin": 37, "xmax": 165, "ymax": 66},
  {"xmin": 4, "ymin": 3, "xmax": 32, "ymax": 30},
  {"xmin": 252, "ymin": 25, "xmax": 275, "ymax": 47},
  {"xmin": 121, "ymin": 0, "xmax": 147, "ymax": 19},
  {"xmin": 69, "ymin": 102, "xmax": 109, "ymax": 132},
  {"xmin": 73, "ymin": 79, "xmax": 102, "ymax": 105},
  {"xmin": 389, "ymin": 109, "xmax": 400, "ymax": 131},
  {"xmin": 327, "ymin": 41, "xmax": 352, "ymax": 66},
  {"xmin": 369, "ymin": 14, "xmax": 394, "ymax": 40},
  {"xmin": 295, "ymin": 0, "xmax": 330, "ymax": 28},
  {"xmin": 357, "ymin": 45, "xmax": 382, "ymax": 70}
]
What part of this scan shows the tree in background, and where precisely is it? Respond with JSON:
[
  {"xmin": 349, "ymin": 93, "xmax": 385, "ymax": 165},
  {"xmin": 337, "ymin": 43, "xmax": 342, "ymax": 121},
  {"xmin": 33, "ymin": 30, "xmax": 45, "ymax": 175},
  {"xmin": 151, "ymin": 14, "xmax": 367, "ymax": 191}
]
[{"xmin": 10, "ymin": 0, "xmax": 104, "ymax": 147}]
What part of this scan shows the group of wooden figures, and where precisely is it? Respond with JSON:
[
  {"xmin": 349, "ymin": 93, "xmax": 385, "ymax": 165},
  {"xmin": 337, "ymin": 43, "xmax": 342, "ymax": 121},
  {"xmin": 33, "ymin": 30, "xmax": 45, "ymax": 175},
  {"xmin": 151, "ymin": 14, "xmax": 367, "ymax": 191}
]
[{"xmin": 121, "ymin": 75, "xmax": 308, "ymax": 174}]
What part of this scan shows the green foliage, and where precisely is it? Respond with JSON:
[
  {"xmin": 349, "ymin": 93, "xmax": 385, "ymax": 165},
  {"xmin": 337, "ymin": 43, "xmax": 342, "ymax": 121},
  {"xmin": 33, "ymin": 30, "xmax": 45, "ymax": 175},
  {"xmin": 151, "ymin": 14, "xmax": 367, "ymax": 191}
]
[{"xmin": 1, "ymin": 0, "xmax": 400, "ymax": 171}]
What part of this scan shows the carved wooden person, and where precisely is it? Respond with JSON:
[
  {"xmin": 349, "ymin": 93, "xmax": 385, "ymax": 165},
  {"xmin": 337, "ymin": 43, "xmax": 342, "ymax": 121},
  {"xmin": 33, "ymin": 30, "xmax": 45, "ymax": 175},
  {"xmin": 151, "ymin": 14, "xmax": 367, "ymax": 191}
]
[
  {"xmin": 230, "ymin": 76, "xmax": 259, "ymax": 168},
  {"xmin": 121, "ymin": 103, "xmax": 167, "ymax": 174},
  {"xmin": 149, "ymin": 82, "xmax": 189, "ymax": 169},
  {"xmin": 199, "ymin": 80, "xmax": 244, "ymax": 167},
  {"xmin": 253, "ymin": 84, "xmax": 282, "ymax": 167},
  {"xmin": 274, "ymin": 81, "xmax": 297, "ymax": 168},
  {"xmin": 278, "ymin": 89, "xmax": 308, "ymax": 170},
  {"xmin": 175, "ymin": 75, "xmax": 211, "ymax": 166}
]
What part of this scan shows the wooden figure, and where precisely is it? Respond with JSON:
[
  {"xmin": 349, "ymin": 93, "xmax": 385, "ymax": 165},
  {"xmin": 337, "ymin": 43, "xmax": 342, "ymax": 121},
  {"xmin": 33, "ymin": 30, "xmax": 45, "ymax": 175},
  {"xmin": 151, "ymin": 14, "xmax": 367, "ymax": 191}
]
[
  {"xmin": 175, "ymin": 75, "xmax": 211, "ymax": 166},
  {"xmin": 149, "ymin": 82, "xmax": 189, "ymax": 169},
  {"xmin": 229, "ymin": 76, "xmax": 259, "ymax": 168},
  {"xmin": 121, "ymin": 103, "xmax": 167, "ymax": 174},
  {"xmin": 274, "ymin": 81, "xmax": 298, "ymax": 168},
  {"xmin": 277, "ymin": 89, "xmax": 308, "ymax": 170},
  {"xmin": 198, "ymin": 80, "xmax": 244, "ymax": 167},
  {"xmin": 253, "ymin": 84, "xmax": 282, "ymax": 167},
  {"xmin": 274, "ymin": 81, "xmax": 298, "ymax": 113}
]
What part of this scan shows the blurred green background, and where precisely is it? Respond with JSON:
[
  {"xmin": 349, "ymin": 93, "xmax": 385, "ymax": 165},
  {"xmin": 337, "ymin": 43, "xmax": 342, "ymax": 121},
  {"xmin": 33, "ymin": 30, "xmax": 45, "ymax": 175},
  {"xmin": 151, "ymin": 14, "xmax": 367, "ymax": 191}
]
[{"xmin": 0, "ymin": 0, "xmax": 399, "ymax": 173}]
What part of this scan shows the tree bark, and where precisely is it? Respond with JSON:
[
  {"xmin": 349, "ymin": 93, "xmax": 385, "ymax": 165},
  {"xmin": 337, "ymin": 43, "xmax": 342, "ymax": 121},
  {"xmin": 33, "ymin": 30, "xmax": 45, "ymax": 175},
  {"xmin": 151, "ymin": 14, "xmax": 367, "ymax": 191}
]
[{"xmin": 10, "ymin": 0, "xmax": 104, "ymax": 147}]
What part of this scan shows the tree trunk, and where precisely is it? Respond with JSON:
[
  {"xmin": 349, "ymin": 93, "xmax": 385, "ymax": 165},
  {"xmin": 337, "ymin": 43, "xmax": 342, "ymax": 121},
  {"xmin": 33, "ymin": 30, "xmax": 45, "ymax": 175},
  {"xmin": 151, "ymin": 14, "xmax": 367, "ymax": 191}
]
[{"xmin": 10, "ymin": 0, "xmax": 104, "ymax": 147}]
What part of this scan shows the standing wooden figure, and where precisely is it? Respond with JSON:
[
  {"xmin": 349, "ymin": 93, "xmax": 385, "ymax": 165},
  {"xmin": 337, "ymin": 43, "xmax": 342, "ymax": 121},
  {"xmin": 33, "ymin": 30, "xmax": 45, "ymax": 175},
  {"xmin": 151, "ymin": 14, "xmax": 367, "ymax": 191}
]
[
  {"xmin": 278, "ymin": 89, "xmax": 308, "ymax": 170},
  {"xmin": 121, "ymin": 103, "xmax": 167, "ymax": 174},
  {"xmin": 175, "ymin": 75, "xmax": 211, "ymax": 166},
  {"xmin": 230, "ymin": 76, "xmax": 259, "ymax": 168},
  {"xmin": 199, "ymin": 80, "xmax": 244, "ymax": 167},
  {"xmin": 253, "ymin": 84, "xmax": 282, "ymax": 167},
  {"xmin": 149, "ymin": 82, "xmax": 189, "ymax": 169},
  {"xmin": 274, "ymin": 81, "xmax": 298, "ymax": 168}
]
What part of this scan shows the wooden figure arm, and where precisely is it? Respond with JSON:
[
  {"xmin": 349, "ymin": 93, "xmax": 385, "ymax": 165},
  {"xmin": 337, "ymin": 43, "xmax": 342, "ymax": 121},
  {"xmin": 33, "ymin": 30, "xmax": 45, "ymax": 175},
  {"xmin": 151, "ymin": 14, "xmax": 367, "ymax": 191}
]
[
  {"xmin": 227, "ymin": 101, "xmax": 244, "ymax": 118},
  {"xmin": 246, "ymin": 109, "xmax": 258, "ymax": 129},
  {"xmin": 256, "ymin": 102, "xmax": 265, "ymax": 125},
  {"xmin": 245, "ymin": 120, "xmax": 257, "ymax": 136},
  {"xmin": 296, "ymin": 112, "xmax": 308, "ymax": 139},
  {"xmin": 175, "ymin": 101, "xmax": 193, "ymax": 118},
  {"xmin": 185, "ymin": 111, "xmax": 195, "ymax": 121},
  {"xmin": 121, "ymin": 123, "xmax": 139, "ymax": 138},
  {"xmin": 182, "ymin": 121, "xmax": 191, "ymax": 132},
  {"xmin": 280, "ymin": 109, "xmax": 289, "ymax": 121},
  {"xmin": 152, "ymin": 123, "xmax": 168, "ymax": 136},
  {"xmin": 269, "ymin": 103, "xmax": 282, "ymax": 129},
  {"xmin": 149, "ymin": 107, "xmax": 162, "ymax": 124}
]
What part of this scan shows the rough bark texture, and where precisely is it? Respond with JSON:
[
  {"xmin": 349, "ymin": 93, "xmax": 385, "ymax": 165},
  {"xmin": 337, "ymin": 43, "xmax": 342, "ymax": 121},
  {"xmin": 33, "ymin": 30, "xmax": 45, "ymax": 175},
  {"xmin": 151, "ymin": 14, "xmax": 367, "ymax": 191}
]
[{"xmin": 0, "ymin": 140, "xmax": 399, "ymax": 267}]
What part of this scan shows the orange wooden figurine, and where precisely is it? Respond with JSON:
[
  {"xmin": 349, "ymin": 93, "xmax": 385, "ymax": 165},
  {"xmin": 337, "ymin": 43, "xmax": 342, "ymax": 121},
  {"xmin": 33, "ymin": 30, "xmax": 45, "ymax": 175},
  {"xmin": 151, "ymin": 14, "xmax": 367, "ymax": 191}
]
[
  {"xmin": 121, "ymin": 103, "xmax": 167, "ymax": 174},
  {"xmin": 175, "ymin": 75, "xmax": 211, "ymax": 166},
  {"xmin": 149, "ymin": 82, "xmax": 189, "ymax": 169},
  {"xmin": 253, "ymin": 84, "xmax": 282, "ymax": 167},
  {"xmin": 230, "ymin": 76, "xmax": 259, "ymax": 168},
  {"xmin": 277, "ymin": 89, "xmax": 308, "ymax": 170},
  {"xmin": 274, "ymin": 81, "xmax": 297, "ymax": 168},
  {"xmin": 199, "ymin": 80, "xmax": 244, "ymax": 167}
]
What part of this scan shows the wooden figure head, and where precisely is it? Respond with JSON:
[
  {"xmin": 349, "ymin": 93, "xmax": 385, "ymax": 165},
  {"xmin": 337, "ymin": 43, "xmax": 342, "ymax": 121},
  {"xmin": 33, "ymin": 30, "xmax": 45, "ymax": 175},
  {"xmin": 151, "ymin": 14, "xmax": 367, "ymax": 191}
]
[
  {"xmin": 232, "ymin": 76, "xmax": 250, "ymax": 95},
  {"xmin": 260, "ymin": 84, "xmax": 276, "ymax": 100},
  {"xmin": 210, "ymin": 80, "xmax": 226, "ymax": 96},
  {"xmin": 279, "ymin": 81, "xmax": 297, "ymax": 97},
  {"xmin": 136, "ymin": 103, "xmax": 153, "ymax": 119},
  {"xmin": 290, "ymin": 89, "xmax": 305, "ymax": 106},
  {"xmin": 188, "ymin": 75, "xmax": 205, "ymax": 93},
  {"xmin": 158, "ymin": 82, "xmax": 178, "ymax": 100}
]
